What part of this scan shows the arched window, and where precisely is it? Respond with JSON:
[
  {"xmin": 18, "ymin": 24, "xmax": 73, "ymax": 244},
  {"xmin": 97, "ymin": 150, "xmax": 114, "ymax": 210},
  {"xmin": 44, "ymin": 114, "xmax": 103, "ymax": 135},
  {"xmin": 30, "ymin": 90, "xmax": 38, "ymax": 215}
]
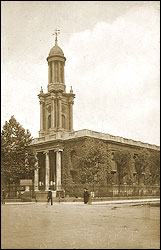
[
  {"xmin": 54, "ymin": 61, "xmax": 58, "ymax": 82},
  {"xmin": 48, "ymin": 115, "xmax": 51, "ymax": 129},
  {"xmin": 62, "ymin": 114, "xmax": 66, "ymax": 129}
]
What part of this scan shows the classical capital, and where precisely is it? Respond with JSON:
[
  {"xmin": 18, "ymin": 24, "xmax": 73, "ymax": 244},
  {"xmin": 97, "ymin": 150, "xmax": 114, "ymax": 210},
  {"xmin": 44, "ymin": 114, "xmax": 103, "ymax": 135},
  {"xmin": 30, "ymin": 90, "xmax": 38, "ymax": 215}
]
[
  {"xmin": 54, "ymin": 148, "xmax": 63, "ymax": 153},
  {"xmin": 43, "ymin": 150, "xmax": 49, "ymax": 155},
  {"xmin": 51, "ymin": 94, "xmax": 56, "ymax": 100},
  {"xmin": 57, "ymin": 92, "xmax": 62, "ymax": 99}
]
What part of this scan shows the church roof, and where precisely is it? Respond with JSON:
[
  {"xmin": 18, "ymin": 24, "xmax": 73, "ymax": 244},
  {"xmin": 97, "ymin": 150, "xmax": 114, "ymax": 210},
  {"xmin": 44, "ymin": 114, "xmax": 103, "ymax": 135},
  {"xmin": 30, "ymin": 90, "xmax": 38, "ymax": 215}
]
[
  {"xmin": 32, "ymin": 129, "xmax": 160, "ymax": 151},
  {"xmin": 49, "ymin": 45, "xmax": 64, "ymax": 57}
]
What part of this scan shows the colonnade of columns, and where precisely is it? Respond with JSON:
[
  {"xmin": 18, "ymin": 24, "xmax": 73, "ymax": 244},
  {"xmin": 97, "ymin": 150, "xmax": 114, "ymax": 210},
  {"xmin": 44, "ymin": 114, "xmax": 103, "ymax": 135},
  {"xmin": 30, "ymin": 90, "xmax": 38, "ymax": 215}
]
[
  {"xmin": 34, "ymin": 149, "xmax": 63, "ymax": 191},
  {"xmin": 48, "ymin": 61, "xmax": 64, "ymax": 84}
]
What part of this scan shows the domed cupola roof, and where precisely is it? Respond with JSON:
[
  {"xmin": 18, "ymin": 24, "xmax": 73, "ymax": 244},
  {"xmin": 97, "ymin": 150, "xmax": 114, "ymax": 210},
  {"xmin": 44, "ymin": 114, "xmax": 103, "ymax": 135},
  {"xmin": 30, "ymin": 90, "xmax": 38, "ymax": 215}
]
[
  {"xmin": 49, "ymin": 44, "xmax": 64, "ymax": 57},
  {"xmin": 47, "ymin": 30, "xmax": 66, "ymax": 62}
]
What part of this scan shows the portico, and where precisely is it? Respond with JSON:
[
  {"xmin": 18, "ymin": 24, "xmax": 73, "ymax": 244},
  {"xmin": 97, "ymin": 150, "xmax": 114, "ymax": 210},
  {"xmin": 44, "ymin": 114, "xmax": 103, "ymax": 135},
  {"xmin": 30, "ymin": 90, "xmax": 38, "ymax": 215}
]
[{"xmin": 34, "ymin": 147, "xmax": 63, "ymax": 191}]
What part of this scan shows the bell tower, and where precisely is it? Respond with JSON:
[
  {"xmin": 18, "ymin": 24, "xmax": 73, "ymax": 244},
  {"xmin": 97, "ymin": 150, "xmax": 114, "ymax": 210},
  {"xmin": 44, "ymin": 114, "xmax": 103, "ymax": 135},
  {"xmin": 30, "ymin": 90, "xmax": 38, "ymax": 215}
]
[{"xmin": 38, "ymin": 30, "xmax": 75, "ymax": 137}]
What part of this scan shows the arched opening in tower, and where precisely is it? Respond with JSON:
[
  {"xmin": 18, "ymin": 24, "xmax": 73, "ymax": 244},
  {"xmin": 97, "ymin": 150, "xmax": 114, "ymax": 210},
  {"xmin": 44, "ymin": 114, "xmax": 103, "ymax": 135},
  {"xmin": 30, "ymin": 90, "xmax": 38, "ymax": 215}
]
[
  {"xmin": 48, "ymin": 115, "xmax": 51, "ymax": 129},
  {"xmin": 62, "ymin": 114, "xmax": 66, "ymax": 129}
]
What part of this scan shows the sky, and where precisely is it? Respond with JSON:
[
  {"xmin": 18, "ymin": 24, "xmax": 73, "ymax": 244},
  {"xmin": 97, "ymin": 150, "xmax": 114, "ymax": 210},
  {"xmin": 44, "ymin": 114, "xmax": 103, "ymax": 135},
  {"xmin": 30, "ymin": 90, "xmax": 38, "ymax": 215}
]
[{"xmin": 1, "ymin": 1, "xmax": 160, "ymax": 146}]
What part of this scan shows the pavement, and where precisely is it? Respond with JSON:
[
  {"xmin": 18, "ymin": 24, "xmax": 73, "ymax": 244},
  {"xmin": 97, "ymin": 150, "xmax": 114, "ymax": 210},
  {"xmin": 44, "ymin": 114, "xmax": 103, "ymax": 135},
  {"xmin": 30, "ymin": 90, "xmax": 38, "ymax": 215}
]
[
  {"xmin": 3, "ymin": 197, "xmax": 160, "ymax": 205},
  {"xmin": 1, "ymin": 198, "xmax": 160, "ymax": 249}
]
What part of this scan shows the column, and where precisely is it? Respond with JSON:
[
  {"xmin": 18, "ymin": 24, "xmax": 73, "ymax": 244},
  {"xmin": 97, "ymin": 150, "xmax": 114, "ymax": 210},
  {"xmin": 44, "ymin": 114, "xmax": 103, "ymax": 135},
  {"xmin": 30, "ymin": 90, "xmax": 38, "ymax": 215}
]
[
  {"xmin": 54, "ymin": 61, "xmax": 57, "ymax": 82},
  {"xmin": 62, "ymin": 64, "xmax": 64, "ymax": 83},
  {"xmin": 34, "ymin": 153, "xmax": 39, "ymax": 191},
  {"xmin": 48, "ymin": 63, "xmax": 51, "ymax": 84},
  {"xmin": 51, "ymin": 95, "xmax": 55, "ymax": 129},
  {"xmin": 58, "ymin": 61, "xmax": 61, "ymax": 83},
  {"xmin": 46, "ymin": 106, "xmax": 48, "ymax": 131},
  {"xmin": 55, "ymin": 98, "xmax": 58, "ymax": 129},
  {"xmin": 69, "ymin": 100, "xmax": 74, "ymax": 131},
  {"xmin": 44, "ymin": 150, "xmax": 50, "ymax": 191},
  {"xmin": 52, "ymin": 62, "xmax": 55, "ymax": 83},
  {"xmin": 58, "ymin": 95, "xmax": 62, "ymax": 129},
  {"xmin": 40, "ymin": 100, "xmax": 44, "ymax": 132},
  {"xmin": 55, "ymin": 149, "xmax": 63, "ymax": 190}
]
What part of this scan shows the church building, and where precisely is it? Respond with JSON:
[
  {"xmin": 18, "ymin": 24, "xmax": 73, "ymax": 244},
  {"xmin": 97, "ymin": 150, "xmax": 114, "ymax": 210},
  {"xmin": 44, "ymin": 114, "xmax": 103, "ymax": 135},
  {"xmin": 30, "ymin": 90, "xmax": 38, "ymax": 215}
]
[{"xmin": 31, "ymin": 32, "xmax": 160, "ymax": 199}]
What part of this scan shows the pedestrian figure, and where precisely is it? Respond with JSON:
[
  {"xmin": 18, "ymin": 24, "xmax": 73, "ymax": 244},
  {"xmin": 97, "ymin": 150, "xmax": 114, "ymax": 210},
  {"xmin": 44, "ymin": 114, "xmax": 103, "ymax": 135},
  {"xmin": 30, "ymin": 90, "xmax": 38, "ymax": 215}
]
[
  {"xmin": 47, "ymin": 190, "xmax": 53, "ymax": 205},
  {"xmin": 84, "ymin": 188, "xmax": 89, "ymax": 204},
  {"xmin": 1, "ymin": 188, "xmax": 6, "ymax": 204}
]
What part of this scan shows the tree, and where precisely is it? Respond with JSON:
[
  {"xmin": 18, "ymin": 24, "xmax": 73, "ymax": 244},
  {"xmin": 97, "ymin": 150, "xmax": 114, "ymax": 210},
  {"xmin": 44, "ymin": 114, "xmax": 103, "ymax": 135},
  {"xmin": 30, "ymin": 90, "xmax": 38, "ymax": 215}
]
[
  {"xmin": 1, "ymin": 116, "xmax": 37, "ymax": 186},
  {"xmin": 113, "ymin": 150, "xmax": 131, "ymax": 193},
  {"xmin": 149, "ymin": 151, "xmax": 160, "ymax": 185},
  {"xmin": 135, "ymin": 149, "xmax": 160, "ymax": 185},
  {"xmin": 76, "ymin": 138, "xmax": 111, "ymax": 185}
]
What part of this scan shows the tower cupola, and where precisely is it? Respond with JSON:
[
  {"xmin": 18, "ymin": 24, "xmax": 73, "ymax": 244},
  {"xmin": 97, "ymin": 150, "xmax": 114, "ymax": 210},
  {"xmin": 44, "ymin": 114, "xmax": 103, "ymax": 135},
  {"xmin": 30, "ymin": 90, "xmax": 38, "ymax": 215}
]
[{"xmin": 47, "ymin": 29, "xmax": 66, "ymax": 93}]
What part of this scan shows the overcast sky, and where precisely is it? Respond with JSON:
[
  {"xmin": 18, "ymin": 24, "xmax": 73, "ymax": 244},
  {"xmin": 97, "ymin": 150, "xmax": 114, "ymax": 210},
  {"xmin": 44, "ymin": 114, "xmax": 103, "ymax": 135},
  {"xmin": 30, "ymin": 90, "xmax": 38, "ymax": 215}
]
[{"xmin": 1, "ymin": 1, "xmax": 160, "ymax": 146}]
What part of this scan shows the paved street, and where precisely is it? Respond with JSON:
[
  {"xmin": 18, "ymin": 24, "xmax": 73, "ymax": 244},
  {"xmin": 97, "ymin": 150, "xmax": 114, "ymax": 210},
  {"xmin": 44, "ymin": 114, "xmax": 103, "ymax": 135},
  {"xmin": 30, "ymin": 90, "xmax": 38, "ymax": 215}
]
[{"xmin": 1, "ymin": 201, "xmax": 160, "ymax": 249}]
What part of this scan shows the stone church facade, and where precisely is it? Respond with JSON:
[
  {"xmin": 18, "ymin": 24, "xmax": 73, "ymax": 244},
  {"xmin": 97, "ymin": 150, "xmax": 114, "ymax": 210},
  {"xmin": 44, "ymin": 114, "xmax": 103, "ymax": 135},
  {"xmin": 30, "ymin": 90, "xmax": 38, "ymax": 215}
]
[{"xmin": 31, "ymin": 35, "xmax": 160, "ymax": 198}]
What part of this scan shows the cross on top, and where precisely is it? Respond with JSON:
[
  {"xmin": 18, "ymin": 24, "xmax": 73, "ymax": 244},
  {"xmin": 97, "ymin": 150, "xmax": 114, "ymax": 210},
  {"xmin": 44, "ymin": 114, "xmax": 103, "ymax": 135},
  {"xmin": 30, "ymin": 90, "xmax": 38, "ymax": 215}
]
[{"xmin": 52, "ymin": 29, "xmax": 60, "ymax": 45}]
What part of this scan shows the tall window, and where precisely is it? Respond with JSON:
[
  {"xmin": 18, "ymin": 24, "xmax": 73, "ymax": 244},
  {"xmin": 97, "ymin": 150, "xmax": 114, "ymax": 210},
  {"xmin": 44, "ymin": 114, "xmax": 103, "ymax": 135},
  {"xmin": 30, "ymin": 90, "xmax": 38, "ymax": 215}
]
[
  {"xmin": 60, "ymin": 63, "xmax": 63, "ymax": 83},
  {"xmin": 55, "ymin": 61, "xmax": 58, "ymax": 82},
  {"xmin": 111, "ymin": 151, "xmax": 117, "ymax": 172},
  {"xmin": 48, "ymin": 115, "xmax": 51, "ymax": 129},
  {"xmin": 62, "ymin": 114, "xmax": 66, "ymax": 129}
]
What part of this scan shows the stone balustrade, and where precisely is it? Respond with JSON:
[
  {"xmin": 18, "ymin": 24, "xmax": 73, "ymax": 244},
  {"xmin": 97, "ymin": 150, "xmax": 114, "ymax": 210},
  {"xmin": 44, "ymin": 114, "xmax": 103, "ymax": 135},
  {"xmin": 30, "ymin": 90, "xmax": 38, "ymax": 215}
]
[{"xmin": 31, "ymin": 129, "xmax": 160, "ymax": 151}]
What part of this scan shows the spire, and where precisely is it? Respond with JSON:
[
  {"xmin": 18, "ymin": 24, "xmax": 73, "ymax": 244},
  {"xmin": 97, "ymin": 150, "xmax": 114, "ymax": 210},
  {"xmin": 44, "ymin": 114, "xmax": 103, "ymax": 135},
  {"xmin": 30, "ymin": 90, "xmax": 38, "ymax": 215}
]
[{"xmin": 52, "ymin": 29, "xmax": 60, "ymax": 46}]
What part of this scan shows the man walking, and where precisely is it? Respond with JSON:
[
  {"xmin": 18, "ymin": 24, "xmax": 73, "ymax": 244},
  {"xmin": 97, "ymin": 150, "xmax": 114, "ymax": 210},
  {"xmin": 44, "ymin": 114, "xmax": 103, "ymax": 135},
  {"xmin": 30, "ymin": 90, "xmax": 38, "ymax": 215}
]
[
  {"xmin": 84, "ymin": 188, "xmax": 89, "ymax": 204},
  {"xmin": 47, "ymin": 189, "xmax": 53, "ymax": 205}
]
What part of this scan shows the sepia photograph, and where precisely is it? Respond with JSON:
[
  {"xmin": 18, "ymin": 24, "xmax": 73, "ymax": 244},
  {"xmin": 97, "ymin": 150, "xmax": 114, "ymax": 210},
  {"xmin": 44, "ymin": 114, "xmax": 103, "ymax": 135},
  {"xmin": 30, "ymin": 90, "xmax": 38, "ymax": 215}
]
[{"xmin": 1, "ymin": 1, "xmax": 160, "ymax": 249}]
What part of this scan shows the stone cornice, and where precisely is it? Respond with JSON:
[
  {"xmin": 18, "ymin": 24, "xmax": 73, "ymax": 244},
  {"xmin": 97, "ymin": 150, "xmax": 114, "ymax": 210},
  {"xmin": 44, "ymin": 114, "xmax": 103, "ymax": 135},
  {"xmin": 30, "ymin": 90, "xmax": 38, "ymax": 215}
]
[
  {"xmin": 47, "ymin": 55, "xmax": 66, "ymax": 63},
  {"xmin": 31, "ymin": 129, "xmax": 160, "ymax": 151},
  {"xmin": 48, "ymin": 83, "xmax": 66, "ymax": 93},
  {"xmin": 64, "ymin": 93, "xmax": 75, "ymax": 97}
]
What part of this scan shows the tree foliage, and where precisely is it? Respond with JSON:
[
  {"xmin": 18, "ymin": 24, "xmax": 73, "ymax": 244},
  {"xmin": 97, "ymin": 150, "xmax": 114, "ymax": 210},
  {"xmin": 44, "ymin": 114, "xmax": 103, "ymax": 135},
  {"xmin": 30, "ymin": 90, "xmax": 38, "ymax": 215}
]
[
  {"xmin": 75, "ymin": 138, "xmax": 111, "ymax": 185},
  {"xmin": 135, "ymin": 149, "xmax": 160, "ymax": 185},
  {"xmin": 62, "ymin": 137, "xmax": 160, "ymax": 190},
  {"xmin": 113, "ymin": 150, "xmax": 131, "ymax": 185},
  {"xmin": 1, "ymin": 116, "xmax": 37, "ymax": 185},
  {"xmin": 149, "ymin": 151, "xmax": 160, "ymax": 183}
]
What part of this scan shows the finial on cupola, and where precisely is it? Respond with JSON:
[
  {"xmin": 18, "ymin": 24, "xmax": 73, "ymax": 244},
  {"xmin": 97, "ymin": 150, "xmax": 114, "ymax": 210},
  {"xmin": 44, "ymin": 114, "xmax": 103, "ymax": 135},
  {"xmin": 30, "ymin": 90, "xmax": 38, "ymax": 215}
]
[
  {"xmin": 70, "ymin": 86, "xmax": 73, "ymax": 93},
  {"xmin": 52, "ymin": 29, "xmax": 60, "ymax": 46},
  {"xmin": 40, "ymin": 86, "xmax": 43, "ymax": 94}
]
